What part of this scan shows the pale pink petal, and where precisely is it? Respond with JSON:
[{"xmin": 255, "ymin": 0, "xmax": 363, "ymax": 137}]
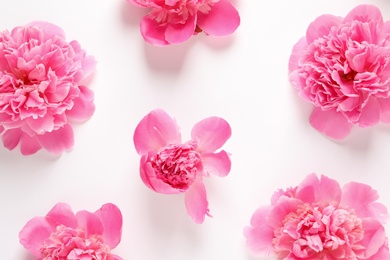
[
  {"xmin": 341, "ymin": 182, "xmax": 388, "ymax": 220},
  {"xmin": 184, "ymin": 179, "xmax": 210, "ymax": 224},
  {"xmin": 140, "ymin": 154, "xmax": 182, "ymax": 194},
  {"xmin": 366, "ymin": 244, "xmax": 390, "ymax": 260},
  {"xmin": 75, "ymin": 210, "xmax": 104, "ymax": 237},
  {"xmin": 94, "ymin": 203, "xmax": 123, "ymax": 249},
  {"xmin": 191, "ymin": 116, "xmax": 231, "ymax": 153},
  {"xmin": 296, "ymin": 173, "xmax": 342, "ymax": 204},
  {"xmin": 2, "ymin": 128, "xmax": 22, "ymax": 150},
  {"xmin": 45, "ymin": 202, "xmax": 77, "ymax": 228},
  {"xmin": 197, "ymin": 0, "xmax": 240, "ymax": 36},
  {"xmin": 306, "ymin": 14, "xmax": 342, "ymax": 44},
  {"xmin": 126, "ymin": 0, "xmax": 147, "ymax": 7},
  {"xmin": 359, "ymin": 218, "xmax": 387, "ymax": 258},
  {"xmin": 66, "ymin": 86, "xmax": 95, "ymax": 122},
  {"xmin": 20, "ymin": 134, "xmax": 42, "ymax": 155},
  {"xmin": 36, "ymin": 124, "xmax": 74, "ymax": 154},
  {"xmin": 267, "ymin": 196, "xmax": 301, "ymax": 228},
  {"xmin": 165, "ymin": 15, "xmax": 196, "ymax": 44},
  {"xmin": 19, "ymin": 216, "xmax": 55, "ymax": 256},
  {"xmin": 378, "ymin": 98, "xmax": 390, "ymax": 123},
  {"xmin": 140, "ymin": 17, "xmax": 169, "ymax": 46},
  {"xmin": 288, "ymin": 37, "xmax": 307, "ymax": 73},
  {"xmin": 357, "ymin": 97, "xmax": 380, "ymax": 127},
  {"xmin": 384, "ymin": 20, "xmax": 390, "ymax": 34},
  {"xmin": 309, "ymin": 107, "xmax": 353, "ymax": 139},
  {"xmin": 201, "ymin": 150, "xmax": 231, "ymax": 177},
  {"xmin": 134, "ymin": 109, "xmax": 181, "ymax": 155},
  {"xmin": 243, "ymin": 206, "xmax": 275, "ymax": 255},
  {"xmin": 28, "ymin": 21, "xmax": 66, "ymax": 40}
]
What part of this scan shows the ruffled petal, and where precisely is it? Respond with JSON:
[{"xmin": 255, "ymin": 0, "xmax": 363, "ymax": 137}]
[
  {"xmin": 66, "ymin": 86, "xmax": 95, "ymax": 122},
  {"xmin": 140, "ymin": 16, "xmax": 169, "ymax": 46},
  {"xmin": 201, "ymin": 150, "xmax": 231, "ymax": 177},
  {"xmin": 359, "ymin": 218, "xmax": 387, "ymax": 258},
  {"xmin": 20, "ymin": 134, "xmax": 42, "ymax": 155},
  {"xmin": 45, "ymin": 202, "xmax": 77, "ymax": 228},
  {"xmin": 94, "ymin": 203, "xmax": 123, "ymax": 249},
  {"xmin": 288, "ymin": 37, "xmax": 307, "ymax": 73},
  {"xmin": 378, "ymin": 98, "xmax": 390, "ymax": 123},
  {"xmin": 191, "ymin": 116, "xmax": 231, "ymax": 153},
  {"xmin": 306, "ymin": 14, "xmax": 342, "ymax": 44},
  {"xmin": 196, "ymin": 0, "xmax": 240, "ymax": 36},
  {"xmin": 267, "ymin": 196, "xmax": 301, "ymax": 228},
  {"xmin": 184, "ymin": 179, "xmax": 210, "ymax": 224},
  {"xmin": 165, "ymin": 15, "xmax": 196, "ymax": 44},
  {"xmin": 36, "ymin": 124, "xmax": 74, "ymax": 154},
  {"xmin": 75, "ymin": 210, "xmax": 104, "ymax": 238},
  {"xmin": 356, "ymin": 97, "xmax": 380, "ymax": 127},
  {"xmin": 27, "ymin": 21, "xmax": 66, "ymax": 41},
  {"xmin": 134, "ymin": 109, "xmax": 181, "ymax": 155},
  {"xmin": 2, "ymin": 128, "xmax": 22, "ymax": 150},
  {"xmin": 309, "ymin": 107, "xmax": 353, "ymax": 139}
]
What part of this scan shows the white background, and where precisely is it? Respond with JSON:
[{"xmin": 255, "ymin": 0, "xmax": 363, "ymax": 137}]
[{"xmin": 2, "ymin": 0, "xmax": 390, "ymax": 259}]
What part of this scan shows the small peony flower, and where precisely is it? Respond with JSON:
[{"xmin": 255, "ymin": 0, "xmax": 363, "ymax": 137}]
[
  {"xmin": 19, "ymin": 202, "xmax": 123, "ymax": 260},
  {"xmin": 244, "ymin": 173, "xmax": 390, "ymax": 259},
  {"xmin": 127, "ymin": 0, "xmax": 240, "ymax": 45},
  {"xmin": 289, "ymin": 4, "xmax": 390, "ymax": 139},
  {"xmin": 133, "ymin": 108, "xmax": 232, "ymax": 223},
  {"xmin": 0, "ymin": 21, "xmax": 96, "ymax": 155}
]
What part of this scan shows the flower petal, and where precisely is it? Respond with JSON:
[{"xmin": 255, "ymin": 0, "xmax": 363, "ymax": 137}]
[
  {"xmin": 201, "ymin": 150, "xmax": 231, "ymax": 177},
  {"xmin": 165, "ymin": 15, "xmax": 196, "ymax": 44},
  {"xmin": 134, "ymin": 109, "xmax": 181, "ymax": 155},
  {"xmin": 36, "ymin": 124, "xmax": 74, "ymax": 154},
  {"xmin": 45, "ymin": 202, "xmax": 77, "ymax": 228},
  {"xmin": 184, "ymin": 179, "xmax": 210, "ymax": 224},
  {"xmin": 305, "ymin": 14, "xmax": 342, "ymax": 44},
  {"xmin": 378, "ymin": 98, "xmax": 390, "ymax": 123},
  {"xmin": 75, "ymin": 210, "xmax": 104, "ymax": 238},
  {"xmin": 309, "ymin": 107, "xmax": 353, "ymax": 139},
  {"xmin": 19, "ymin": 134, "xmax": 42, "ymax": 155},
  {"xmin": 357, "ymin": 97, "xmax": 380, "ymax": 127},
  {"xmin": 191, "ymin": 116, "xmax": 231, "ymax": 153},
  {"xmin": 140, "ymin": 16, "xmax": 169, "ymax": 46},
  {"xmin": 288, "ymin": 37, "xmax": 307, "ymax": 73},
  {"xmin": 66, "ymin": 86, "xmax": 95, "ymax": 122},
  {"xmin": 94, "ymin": 203, "xmax": 123, "ymax": 249},
  {"xmin": 359, "ymin": 218, "xmax": 387, "ymax": 258},
  {"xmin": 197, "ymin": 0, "xmax": 240, "ymax": 36},
  {"xmin": 2, "ymin": 128, "xmax": 22, "ymax": 151},
  {"xmin": 267, "ymin": 196, "xmax": 302, "ymax": 228},
  {"xmin": 28, "ymin": 21, "xmax": 66, "ymax": 40}
]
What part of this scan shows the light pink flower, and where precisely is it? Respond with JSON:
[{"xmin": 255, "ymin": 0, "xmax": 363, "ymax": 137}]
[
  {"xmin": 289, "ymin": 4, "xmax": 390, "ymax": 139},
  {"xmin": 133, "ymin": 108, "xmax": 231, "ymax": 223},
  {"xmin": 19, "ymin": 202, "xmax": 123, "ymax": 260},
  {"xmin": 127, "ymin": 0, "xmax": 240, "ymax": 45},
  {"xmin": 0, "ymin": 21, "xmax": 96, "ymax": 155},
  {"xmin": 244, "ymin": 173, "xmax": 390, "ymax": 259}
]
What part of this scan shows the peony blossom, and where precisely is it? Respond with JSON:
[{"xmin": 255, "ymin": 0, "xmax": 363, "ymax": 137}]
[
  {"xmin": 244, "ymin": 173, "xmax": 390, "ymax": 259},
  {"xmin": 133, "ymin": 108, "xmax": 231, "ymax": 223},
  {"xmin": 0, "ymin": 21, "xmax": 96, "ymax": 155},
  {"xmin": 19, "ymin": 202, "xmax": 123, "ymax": 260},
  {"xmin": 289, "ymin": 4, "xmax": 390, "ymax": 139},
  {"xmin": 127, "ymin": 0, "xmax": 240, "ymax": 45}
]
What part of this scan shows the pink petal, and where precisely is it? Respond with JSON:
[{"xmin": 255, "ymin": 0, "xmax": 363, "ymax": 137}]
[
  {"xmin": 196, "ymin": 0, "xmax": 240, "ymax": 36},
  {"xmin": 134, "ymin": 109, "xmax": 181, "ymax": 155},
  {"xmin": 140, "ymin": 154, "xmax": 182, "ymax": 194},
  {"xmin": 36, "ymin": 124, "xmax": 74, "ymax": 154},
  {"xmin": 45, "ymin": 202, "xmax": 77, "ymax": 228},
  {"xmin": 66, "ymin": 86, "xmax": 95, "ymax": 122},
  {"xmin": 2, "ymin": 128, "xmax": 22, "ymax": 150},
  {"xmin": 359, "ymin": 218, "xmax": 387, "ymax": 258},
  {"xmin": 94, "ymin": 203, "xmax": 123, "ymax": 249},
  {"xmin": 20, "ymin": 133, "xmax": 42, "ymax": 155},
  {"xmin": 306, "ymin": 14, "xmax": 342, "ymax": 44},
  {"xmin": 75, "ymin": 210, "xmax": 104, "ymax": 238},
  {"xmin": 267, "ymin": 196, "xmax": 301, "ymax": 228},
  {"xmin": 356, "ymin": 97, "xmax": 380, "ymax": 127},
  {"xmin": 184, "ymin": 179, "xmax": 210, "ymax": 224},
  {"xmin": 201, "ymin": 150, "xmax": 231, "ymax": 177},
  {"xmin": 191, "ymin": 116, "xmax": 231, "ymax": 153},
  {"xmin": 19, "ymin": 216, "xmax": 55, "ymax": 256},
  {"xmin": 296, "ymin": 173, "xmax": 342, "ymax": 204},
  {"xmin": 243, "ymin": 206, "xmax": 275, "ymax": 255},
  {"xmin": 26, "ymin": 116, "xmax": 55, "ymax": 135},
  {"xmin": 378, "ymin": 98, "xmax": 390, "ymax": 123},
  {"xmin": 309, "ymin": 107, "xmax": 353, "ymax": 139},
  {"xmin": 140, "ymin": 17, "xmax": 169, "ymax": 46},
  {"xmin": 165, "ymin": 15, "xmax": 196, "ymax": 44},
  {"xmin": 341, "ymin": 182, "xmax": 388, "ymax": 221},
  {"xmin": 27, "ymin": 21, "xmax": 66, "ymax": 40},
  {"xmin": 288, "ymin": 37, "xmax": 307, "ymax": 73}
]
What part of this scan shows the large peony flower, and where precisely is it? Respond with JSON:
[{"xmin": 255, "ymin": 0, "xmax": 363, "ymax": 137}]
[
  {"xmin": 289, "ymin": 4, "xmax": 390, "ymax": 139},
  {"xmin": 244, "ymin": 173, "xmax": 390, "ymax": 259},
  {"xmin": 133, "ymin": 108, "xmax": 231, "ymax": 223},
  {"xmin": 0, "ymin": 21, "xmax": 96, "ymax": 155},
  {"xmin": 127, "ymin": 0, "xmax": 240, "ymax": 45},
  {"xmin": 19, "ymin": 202, "xmax": 123, "ymax": 260}
]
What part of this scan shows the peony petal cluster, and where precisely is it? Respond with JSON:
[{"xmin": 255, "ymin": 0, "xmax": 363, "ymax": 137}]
[
  {"xmin": 0, "ymin": 21, "xmax": 96, "ymax": 155},
  {"xmin": 244, "ymin": 173, "xmax": 390, "ymax": 260},
  {"xmin": 133, "ymin": 108, "xmax": 232, "ymax": 223},
  {"xmin": 127, "ymin": 0, "xmax": 240, "ymax": 45},
  {"xmin": 19, "ymin": 202, "xmax": 123, "ymax": 260},
  {"xmin": 289, "ymin": 4, "xmax": 390, "ymax": 139}
]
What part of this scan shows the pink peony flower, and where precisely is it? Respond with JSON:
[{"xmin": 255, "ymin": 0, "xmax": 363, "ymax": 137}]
[
  {"xmin": 289, "ymin": 4, "xmax": 390, "ymax": 139},
  {"xmin": 19, "ymin": 202, "xmax": 123, "ymax": 260},
  {"xmin": 133, "ymin": 108, "xmax": 232, "ymax": 223},
  {"xmin": 244, "ymin": 173, "xmax": 390, "ymax": 259},
  {"xmin": 127, "ymin": 0, "xmax": 240, "ymax": 45},
  {"xmin": 0, "ymin": 21, "xmax": 96, "ymax": 155}
]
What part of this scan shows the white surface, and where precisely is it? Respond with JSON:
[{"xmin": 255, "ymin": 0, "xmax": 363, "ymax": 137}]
[{"xmin": 2, "ymin": 0, "xmax": 390, "ymax": 259}]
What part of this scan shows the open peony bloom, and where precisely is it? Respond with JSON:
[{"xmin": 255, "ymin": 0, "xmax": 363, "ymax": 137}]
[
  {"xmin": 133, "ymin": 109, "xmax": 231, "ymax": 223},
  {"xmin": 127, "ymin": 0, "xmax": 240, "ymax": 45},
  {"xmin": 244, "ymin": 173, "xmax": 390, "ymax": 259},
  {"xmin": 19, "ymin": 202, "xmax": 123, "ymax": 260},
  {"xmin": 289, "ymin": 4, "xmax": 390, "ymax": 139},
  {"xmin": 0, "ymin": 21, "xmax": 96, "ymax": 155}
]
